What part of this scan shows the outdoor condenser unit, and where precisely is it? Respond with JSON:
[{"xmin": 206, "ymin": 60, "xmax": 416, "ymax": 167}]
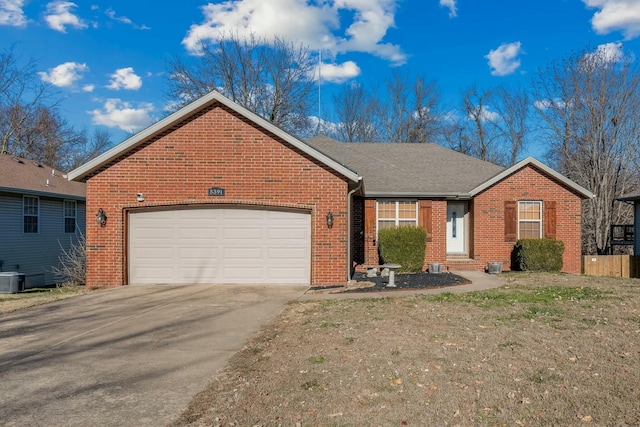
[{"xmin": 0, "ymin": 272, "xmax": 26, "ymax": 294}]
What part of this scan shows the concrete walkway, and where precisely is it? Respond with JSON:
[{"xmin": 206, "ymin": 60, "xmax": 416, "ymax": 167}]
[
  {"xmin": 0, "ymin": 284, "xmax": 307, "ymax": 427},
  {"xmin": 299, "ymin": 271, "xmax": 505, "ymax": 301}
]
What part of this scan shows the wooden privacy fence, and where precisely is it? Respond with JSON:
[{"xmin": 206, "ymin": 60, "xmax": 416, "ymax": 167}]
[{"xmin": 582, "ymin": 255, "xmax": 640, "ymax": 278}]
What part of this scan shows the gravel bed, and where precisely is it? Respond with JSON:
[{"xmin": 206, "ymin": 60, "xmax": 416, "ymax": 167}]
[{"xmin": 344, "ymin": 271, "xmax": 471, "ymax": 293}]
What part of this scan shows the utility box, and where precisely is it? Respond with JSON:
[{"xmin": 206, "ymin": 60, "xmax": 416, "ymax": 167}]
[{"xmin": 0, "ymin": 272, "xmax": 26, "ymax": 294}]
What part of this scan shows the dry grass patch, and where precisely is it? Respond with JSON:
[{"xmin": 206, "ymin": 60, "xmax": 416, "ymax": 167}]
[
  {"xmin": 0, "ymin": 285, "xmax": 88, "ymax": 314},
  {"xmin": 173, "ymin": 273, "xmax": 640, "ymax": 426}
]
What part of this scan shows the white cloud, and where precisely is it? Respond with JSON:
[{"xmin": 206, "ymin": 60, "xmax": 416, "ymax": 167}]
[
  {"xmin": 590, "ymin": 41, "xmax": 625, "ymax": 62},
  {"xmin": 38, "ymin": 62, "xmax": 87, "ymax": 87},
  {"xmin": 318, "ymin": 61, "xmax": 361, "ymax": 83},
  {"xmin": 583, "ymin": 0, "xmax": 640, "ymax": 39},
  {"xmin": 107, "ymin": 67, "xmax": 142, "ymax": 90},
  {"xmin": 485, "ymin": 41, "xmax": 523, "ymax": 76},
  {"xmin": 472, "ymin": 105, "xmax": 500, "ymax": 122},
  {"xmin": 88, "ymin": 98, "xmax": 154, "ymax": 132},
  {"xmin": 182, "ymin": 0, "xmax": 406, "ymax": 65},
  {"xmin": 0, "ymin": 0, "xmax": 27, "ymax": 26},
  {"xmin": 105, "ymin": 7, "xmax": 150, "ymax": 30},
  {"xmin": 82, "ymin": 84, "xmax": 95, "ymax": 92},
  {"xmin": 439, "ymin": 0, "xmax": 457, "ymax": 17},
  {"xmin": 44, "ymin": 1, "xmax": 87, "ymax": 32}
]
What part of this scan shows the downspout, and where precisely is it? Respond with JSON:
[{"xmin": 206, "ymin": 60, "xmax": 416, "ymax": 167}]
[{"xmin": 347, "ymin": 177, "xmax": 363, "ymax": 283}]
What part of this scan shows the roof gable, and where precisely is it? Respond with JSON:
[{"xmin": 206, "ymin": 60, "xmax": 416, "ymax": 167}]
[
  {"xmin": 0, "ymin": 155, "xmax": 85, "ymax": 199},
  {"xmin": 469, "ymin": 157, "xmax": 594, "ymax": 199},
  {"xmin": 68, "ymin": 91, "xmax": 360, "ymax": 183}
]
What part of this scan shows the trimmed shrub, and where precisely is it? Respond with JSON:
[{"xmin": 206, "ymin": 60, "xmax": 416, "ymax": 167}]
[
  {"xmin": 514, "ymin": 238, "xmax": 564, "ymax": 272},
  {"xmin": 378, "ymin": 226, "xmax": 427, "ymax": 273}
]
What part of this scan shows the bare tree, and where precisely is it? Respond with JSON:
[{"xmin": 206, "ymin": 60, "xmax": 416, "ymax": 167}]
[
  {"xmin": 166, "ymin": 33, "xmax": 317, "ymax": 136},
  {"xmin": 0, "ymin": 47, "xmax": 54, "ymax": 157},
  {"xmin": 371, "ymin": 70, "xmax": 441, "ymax": 143},
  {"xmin": 491, "ymin": 86, "xmax": 530, "ymax": 165},
  {"xmin": 332, "ymin": 82, "xmax": 378, "ymax": 142},
  {"xmin": 533, "ymin": 45, "xmax": 640, "ymax": 254},
  {"xmin": 441, "ymin": 84, "xmax": 530, "ymax": 166},
  {"xmin": 0, "ymin": 46, "xmax": 108, "ymax": 171}
]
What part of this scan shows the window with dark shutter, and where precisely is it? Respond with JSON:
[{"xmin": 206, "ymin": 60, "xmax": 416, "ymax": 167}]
[{"xmin": 504, "ymin": 200, "xmax": 517, "ymax": 242}]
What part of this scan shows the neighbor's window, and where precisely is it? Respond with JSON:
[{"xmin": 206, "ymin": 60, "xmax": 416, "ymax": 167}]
[
  {"xmin": 518, "ymin": 201, "xmax": 542, "ymax": 239},
  {"xmin": 23, "ymin": 196, "xmax": 39, "ymax": 234},
  {"xmin": 377, "ymin": 200, "xmax": 418, "ymax": 231},
  {"xmin": 64, "ymin": 200, "xmax": 77, "ymax": 233}
]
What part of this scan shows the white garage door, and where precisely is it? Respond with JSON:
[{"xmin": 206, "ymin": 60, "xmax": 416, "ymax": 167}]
[{"xmin": 128, "ymin": 208, "xmax": 311, "ymax": 285}]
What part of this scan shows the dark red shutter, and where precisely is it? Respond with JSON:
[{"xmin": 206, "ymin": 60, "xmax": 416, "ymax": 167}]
[
  {"xmin": 420, "ymin": 201, "xmax": 433, "ymax": 242},
  {"xmin": 364, "ymin": 200, "xmax": 376, "ymax": 241},
  {"xmin": 505, "ymin": 201, "xmax": 517, "ymax": 242},
  {"xmin": 543, "ymin": 201, "xmax": 557, "ymax": 239}
]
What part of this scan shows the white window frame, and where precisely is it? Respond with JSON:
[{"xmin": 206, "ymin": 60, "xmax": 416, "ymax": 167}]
[
  {"xmin": 64, "ymin": 200, "xmax": 77, "ymax": 233},
  {"xmin": 517, "ymin": 200, "xmax": 542, "ymax": 239},
  {"xmin": 376, "ymin": 199, "xmax": 418, "ymax": 236},
  {"xmin": 23, "ymin": 195, "xmax": 39, "ymax": 234}
]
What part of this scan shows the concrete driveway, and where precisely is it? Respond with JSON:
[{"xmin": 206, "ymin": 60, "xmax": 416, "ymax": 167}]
[{"xmin": 0, "ymin": 284, "xmax": 307, "ymax": 426}]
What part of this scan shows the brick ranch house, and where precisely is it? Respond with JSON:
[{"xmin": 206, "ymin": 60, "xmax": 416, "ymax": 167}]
[{"xmin": 68, "ymin": 91, "xmax": 593, "ymax": 288}]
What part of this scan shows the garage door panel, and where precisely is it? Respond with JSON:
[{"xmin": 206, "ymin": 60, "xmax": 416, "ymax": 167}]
[
  {"xmin": 223, "ymin": 247, "xmax": 263, "ymax": 261},
  {"xmin": 267, "ymin": 247, "xmax": 307, "ymax": 260},
  {"xmin": 178, "ymin": 247, "xmax": 219, "ymax": 259},
  {"xmin": 179, "ymin": 267, "xmax": 220, "ymax": 282},
  {"xmin": 129, "ymin": 208, "xmax": 310, "ymax": 285},
  {"xmin": 134, "ymin": 227, "xmax": 174, "ymax": 239},
  {"xmin": 223, "ymin": 227, "xmax": 263, "ymax": 240},
  {"xmin": 228, "ymin": 209, "xmax": 264, "ymax": 219},
  {"xmin": 178, "ymin": 227, "xmax": 218, "ymax": 240},
  {"xmin": 268, "ymin": 227, "xmax": 307, "ymax": 239},
  {"xmin": 133, "ymin": 247, "xmax": 174, "ymax": 259},
  {"xmin": 134, "ymin": 267, "xmax": 175, "ymax": 283}
]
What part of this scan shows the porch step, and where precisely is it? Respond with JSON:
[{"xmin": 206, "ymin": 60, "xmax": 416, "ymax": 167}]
[{"xmin": 445, "ymin": 257, "xmax": 486, "ymax": 272}]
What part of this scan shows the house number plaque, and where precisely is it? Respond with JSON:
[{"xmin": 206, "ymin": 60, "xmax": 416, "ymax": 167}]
[{"xmin": 208, "ymin": 187, "xmax": 225, "ymax": 196}]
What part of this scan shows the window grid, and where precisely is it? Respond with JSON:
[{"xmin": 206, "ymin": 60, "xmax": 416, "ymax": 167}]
[
  {"xmin": 23, "ymin": 196, "xmax": 39, "ymax": 234},
  {"xmin": 518, "ymin": 201, "xmax": 542, "ymax": 239},
  {"xmin": 377, "ymin": 200, "xmax": 418, "ymax": 232},
  {"xmin": 64, "ymin": 200, "xmax": 77, "ymax": 233}
]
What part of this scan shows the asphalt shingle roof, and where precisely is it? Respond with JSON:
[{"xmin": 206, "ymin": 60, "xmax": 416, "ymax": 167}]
[
  {"xmin": 306, "ymin": 135, "xmax": 505, "ymax": 196},
  {"xmin": 0, "ymin": 155, "xmax": 85, "ymax": 199}
]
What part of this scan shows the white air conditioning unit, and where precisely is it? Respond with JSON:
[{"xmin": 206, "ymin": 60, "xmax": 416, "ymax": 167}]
[{"xmin": 0, "ymin": 272, "xmax": 26, "ymax": 293}]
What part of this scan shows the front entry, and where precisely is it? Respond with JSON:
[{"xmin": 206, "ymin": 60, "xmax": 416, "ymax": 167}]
[{"xmin": 446, "ymin": 202, "xmax": 466, "ymax": 254}]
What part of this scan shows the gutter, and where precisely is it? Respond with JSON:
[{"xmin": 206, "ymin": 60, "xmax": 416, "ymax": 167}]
[
  {"xmin": 0, "ymin": 186, "xmax": 86, "ymax": 201},
  {"xmin": 346, "ymin": 178, "xmax": 363, "ymax": 283},
  {"xmin": 364, "ymin": 191, "xmax": 471, "ymax": 199}
]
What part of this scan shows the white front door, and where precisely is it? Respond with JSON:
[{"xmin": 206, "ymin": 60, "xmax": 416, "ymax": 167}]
[{"xmin": 446, "ymin": 202, "xmax": 466, "ymax": 254}]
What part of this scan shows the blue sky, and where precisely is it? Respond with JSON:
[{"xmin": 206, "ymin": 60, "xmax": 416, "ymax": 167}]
[{"xmin": 2, "ymin": 0, "xmax": 640, "ymax": 154}]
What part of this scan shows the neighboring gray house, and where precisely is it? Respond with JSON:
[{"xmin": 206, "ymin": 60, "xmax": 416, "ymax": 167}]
[
  {"xmin": 618, "ymin": 192, "xmax": 640, "ymax": 255},
  {"xmin": 0, "ymin": 155, "xmax": 86, "ymax": 287}
]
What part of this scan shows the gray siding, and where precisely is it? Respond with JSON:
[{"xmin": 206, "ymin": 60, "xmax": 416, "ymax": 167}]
[{"xmin": 0, "ymin": 191, "xmax": 86, "ymax": 286}]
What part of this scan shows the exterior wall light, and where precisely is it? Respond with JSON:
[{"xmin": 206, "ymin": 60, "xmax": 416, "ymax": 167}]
[
  {"xmin": 96, "ymin": 208, "xmax": 108, "ymax": 227},
  {"xmin": 326, "ymin": 211, "xmax": 334, "ymax": 228},
  {"xmin": 137, "ymin": 193, "xmax": 145, "ymax": 202}
]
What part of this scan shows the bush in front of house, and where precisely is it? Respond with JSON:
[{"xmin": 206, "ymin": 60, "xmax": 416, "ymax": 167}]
[
  {"xmin": 378, "ymin": 226, "xmax": 427, "ymax": 273},
  {"xmin": 514, "ymin": 238, "xmax": 564, "ymax": 272}
]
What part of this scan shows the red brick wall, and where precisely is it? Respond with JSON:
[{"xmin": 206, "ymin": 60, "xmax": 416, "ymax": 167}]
[
  {"xmin": 472, "ymin": 165, "xmax": 583, "ymax": 273},
  {"xmin": 358, "ymin": 166, "xmax": 583, "ymax": 274},
  {"xmin": 85, "ymin": 103, "xmax": 349, "ymax": 288}
]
